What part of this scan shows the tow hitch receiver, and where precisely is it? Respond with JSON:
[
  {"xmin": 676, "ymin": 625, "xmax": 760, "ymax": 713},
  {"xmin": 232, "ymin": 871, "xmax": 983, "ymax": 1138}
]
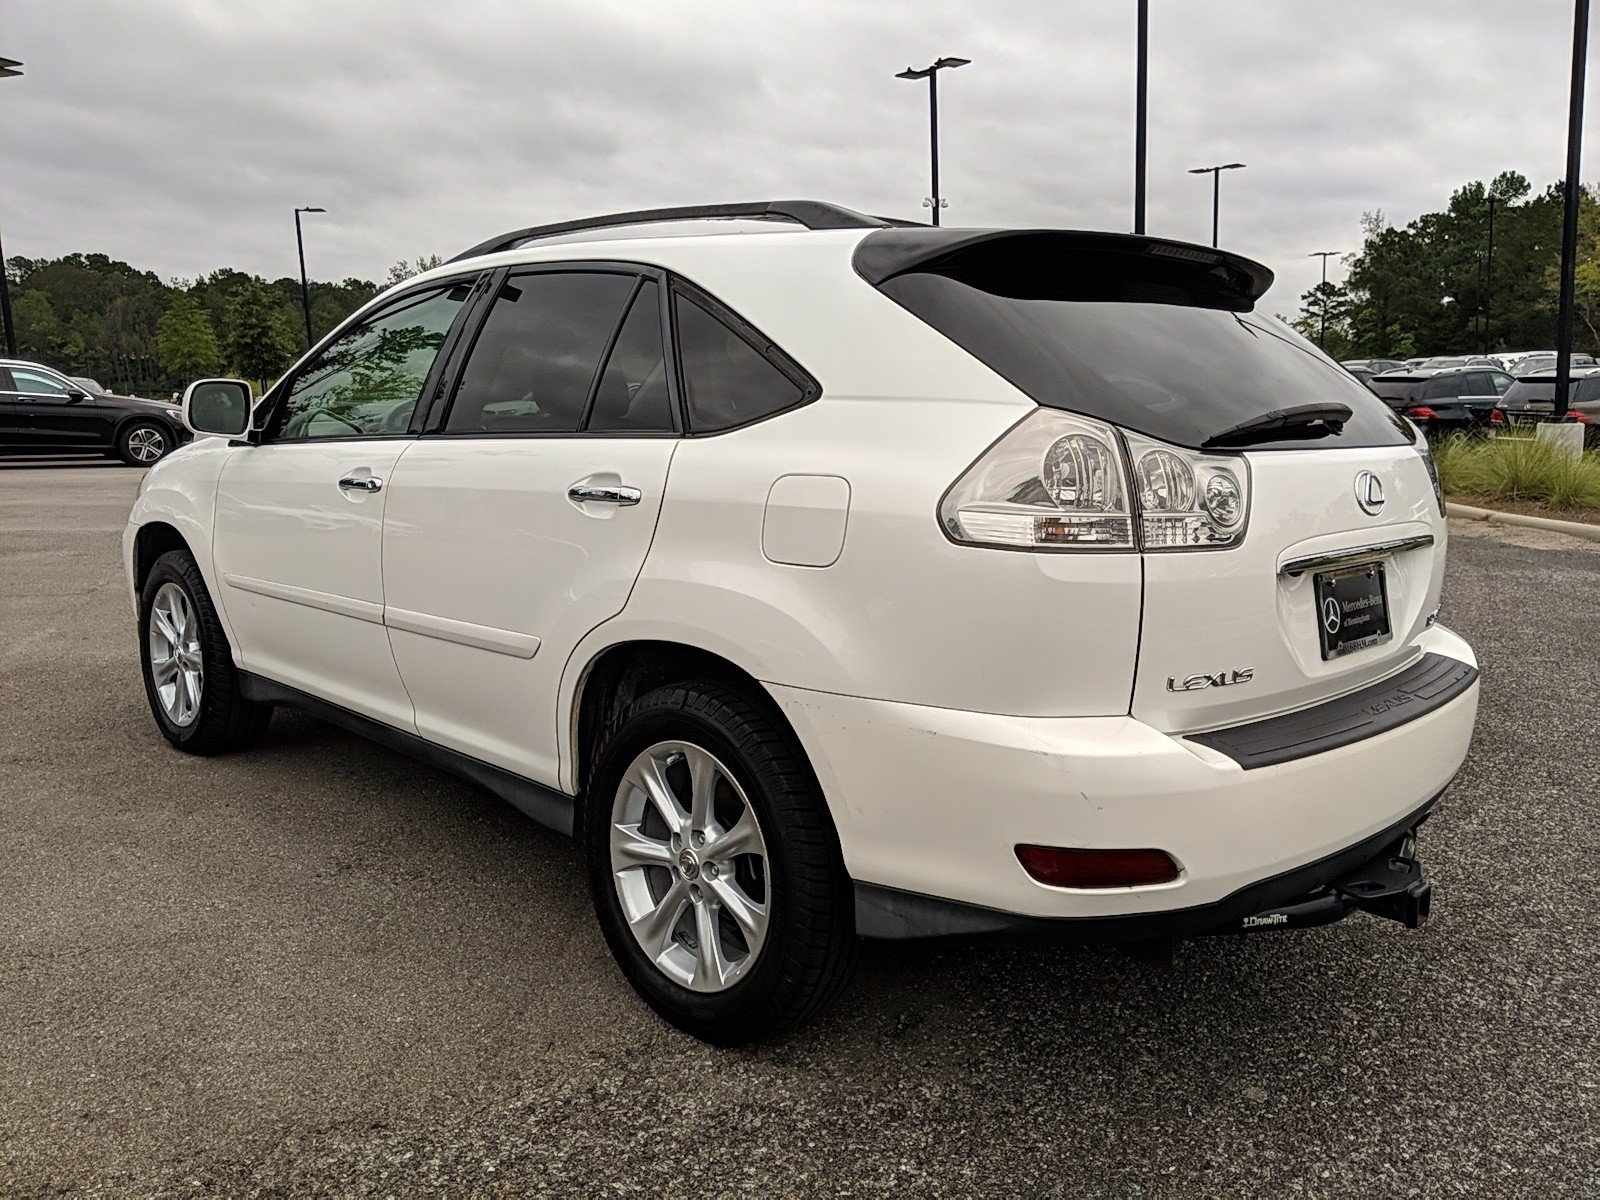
[{"xmin": 1226, "ymin": 831, "xmax": 1432, "ymax": 934}]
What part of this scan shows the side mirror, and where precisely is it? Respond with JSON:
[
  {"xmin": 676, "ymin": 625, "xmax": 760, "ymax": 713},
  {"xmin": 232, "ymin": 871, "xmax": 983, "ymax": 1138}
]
[
  {"xmin": 66, "ymin": 388, "xmax": 89, "ymax": 403},
  {"xmin": 183, "ymin": 378, "xmax": 253, "ymax": 438}
]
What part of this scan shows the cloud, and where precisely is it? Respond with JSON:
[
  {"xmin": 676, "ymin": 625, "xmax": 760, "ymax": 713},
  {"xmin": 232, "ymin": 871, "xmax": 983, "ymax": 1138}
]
[{"xmin": 2, "ymin": 0, "xmax": 1591, "ymax": 311}]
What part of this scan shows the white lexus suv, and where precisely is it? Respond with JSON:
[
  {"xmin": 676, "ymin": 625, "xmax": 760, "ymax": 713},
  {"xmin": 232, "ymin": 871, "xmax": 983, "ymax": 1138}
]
[{"xmin": 126, "ymin": 201, "xmax": 1480, "ymax": 1043}]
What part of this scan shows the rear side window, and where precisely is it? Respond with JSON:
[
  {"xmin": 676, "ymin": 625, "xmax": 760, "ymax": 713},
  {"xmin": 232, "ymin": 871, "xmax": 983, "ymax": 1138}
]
[
  {"xmin": 674, "ymin": 293, "xmax": 809, "ymax": 432},
  {"xmin": 587, "ymin": 281, "xmax": 675, "ymax": 433},
  {"xmin": 446, "ymin": 272, "xmax": 636, "ymax": 434},
  {"xmin": 1423, "ymin": 374, "xmax": 1464, "ymax": 400}
]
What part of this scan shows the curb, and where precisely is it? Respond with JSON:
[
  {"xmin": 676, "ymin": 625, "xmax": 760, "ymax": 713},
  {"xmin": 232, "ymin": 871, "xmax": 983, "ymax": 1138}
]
[{"xmin": 1446, "ymin": 501, "xmax": 1600, "ymax": 543}]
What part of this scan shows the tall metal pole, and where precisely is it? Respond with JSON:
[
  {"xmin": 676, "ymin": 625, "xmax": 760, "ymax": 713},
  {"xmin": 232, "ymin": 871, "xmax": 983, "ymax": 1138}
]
[
  {"xmin": 1211, "ymin": 170, "xmax": 1220, "ymax": 248},
  {"xmin": 928, "ymin": 71, "xmax": 941, "ymax": 227},
  {"xmin": 1310, "ymin": 250, "xmax": 1340, "ymax": 350},
  {"xmin": 896, "ymin": 58, "xmax": 969, "ymax": 227},
  {"xmin": 1484, "ymin": 195, "xmax": 1497, "ymax": 355},
  {"xmin": 294, "ymin": 209, "xmax": 313, "ymax": 349},
  {"xmin": 1555, "ymin": 0, "xmax": 1589, "ymax": 419},
  {"xmin": 0, "ymin": 57, "xmax": 23, "ymax": 358},
  {"xmin": 1134, "ymin": 0, "xmax": 1148, "ymax": 234}
]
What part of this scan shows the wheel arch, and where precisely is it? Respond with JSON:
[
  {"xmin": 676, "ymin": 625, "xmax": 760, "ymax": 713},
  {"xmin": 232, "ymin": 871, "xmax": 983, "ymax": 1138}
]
[
  {"xmin": 132, "ymin": 520, "xmax": 192, "ymax": 593},
  {"xmin": 566, "ymin": 638, "xmax": 817, "ymax": 806}
]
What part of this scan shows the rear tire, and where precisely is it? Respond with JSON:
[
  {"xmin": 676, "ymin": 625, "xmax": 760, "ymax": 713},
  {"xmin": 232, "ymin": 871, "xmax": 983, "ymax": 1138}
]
[
  {"xmin": 118, "ymin": 421, "xmax": 171, "ymax": 466},
  {"xmin": 584, "ymin": 680, "xmax": 855, "ymax": 1044},
  {"xmin": 138, "ymin": 548, "xmax": 272, "ymax": 755}
]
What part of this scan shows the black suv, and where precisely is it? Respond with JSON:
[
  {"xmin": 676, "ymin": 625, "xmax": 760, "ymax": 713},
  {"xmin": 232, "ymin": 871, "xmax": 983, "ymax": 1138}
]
[
  {"xmin": 1367, "ymin": 366, "xmax": 1514, "ymax": 436},
  {"xmin": 0, "ymin": 359, "xmax": 190, "ymax": 465},
  {"xmin": 1499, "ymin": 369, "xmax": 1600, "ymax": 448}
]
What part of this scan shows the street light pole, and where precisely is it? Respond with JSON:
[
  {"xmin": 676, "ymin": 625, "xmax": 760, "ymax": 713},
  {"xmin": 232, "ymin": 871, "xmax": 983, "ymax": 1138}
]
[
  {"xmin": 1484, "ymin": 195, "xmax": 1497, "ymax": 355},
  {"xmin": 1187, "ymin": 162, "xmax": 1246, "ymax": 248},
  {"xmin": 896, "ymin": 57, "xmax": 970, "ymax": 226},
  {"xmin": 293, "ymin": 206, "xmax": 326, "ymax": 350},
  {"xmin": 0, "ymin": 56, "xmax": 24, "ymax": 358},
  {"xmin": 1555, "ymin": 0, "xmax": 1588, "ymax": 419},
  {"xmin": 1134, "ymin": 0, "xmax": 1148, "ymax": 234},
  {"xmin": 1310, "ymin": 250, "xmax": 1341, "ymax": 349}
]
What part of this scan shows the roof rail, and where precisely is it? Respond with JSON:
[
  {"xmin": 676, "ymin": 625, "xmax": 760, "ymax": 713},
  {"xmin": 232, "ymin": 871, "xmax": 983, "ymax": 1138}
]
[{"xmin": 447, "ymin": 200, "xmax": 912, "ymax": 263}]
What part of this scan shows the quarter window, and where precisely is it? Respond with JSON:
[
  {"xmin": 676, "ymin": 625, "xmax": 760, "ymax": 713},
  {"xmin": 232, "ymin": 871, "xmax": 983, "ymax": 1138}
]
[
  {"xmin": 445, "ymin": 272, "xmax": 636, "ymax": 435},
  {"xmin": 277, "ymin": 282, "xmax": 471, "ymax": 440},
  {"xmin": 674, "ymin": 294, "xmax": 808, "ymax": 432},
  {"xmin": 587, "ymin": 281, "xmax": 674, "ymax": 433}
]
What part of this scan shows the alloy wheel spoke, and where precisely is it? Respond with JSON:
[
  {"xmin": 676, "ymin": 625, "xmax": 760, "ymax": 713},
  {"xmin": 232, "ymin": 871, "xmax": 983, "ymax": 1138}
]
[
  {"xmin": 631, "ymin": 756, "xmax": 687, "ymax": 835},
  {"xmin": 630, "ymin": 878, "xmax": 690, "ymax": 959},
  {"xmin": 151, "ymin": 655, "xmax": 178, "ymax": 686},
  {"xmin": 610, "ymin": 822, "xmax": 673, "ymax": 870},
  {"xmin": 713, "ymin": 805, "xmax": 763, "ymax": 859},
  {"xmin": 152, "ymin": 605, "xmax": 180, "ymax": 648},
  {"xmin": 685, "ymin": 745, "xmax": 719, "ymax": 834},
  {"xmin": 708, "ymin": 876, "xmax": 766, "ymax": 941},
  {"xmin": 691, "ymin": 900, "xmax": 729, "ymax": 990}
]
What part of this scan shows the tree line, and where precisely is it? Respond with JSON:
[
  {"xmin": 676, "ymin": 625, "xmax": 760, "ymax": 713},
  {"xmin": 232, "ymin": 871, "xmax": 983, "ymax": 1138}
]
[
  {"xmin": 2, "ymin": 252, "xmax": 441, "ymax": 396},
  {"xmin": 1289, "ymin": 171, "xmax": 1600, "ymax": 360}
]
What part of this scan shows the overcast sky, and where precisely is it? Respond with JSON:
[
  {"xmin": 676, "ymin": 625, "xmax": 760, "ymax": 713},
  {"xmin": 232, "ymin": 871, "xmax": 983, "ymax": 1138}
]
[{"xmin": 3, "ymin": 0, "xmax": 1594, "ymax": 312}]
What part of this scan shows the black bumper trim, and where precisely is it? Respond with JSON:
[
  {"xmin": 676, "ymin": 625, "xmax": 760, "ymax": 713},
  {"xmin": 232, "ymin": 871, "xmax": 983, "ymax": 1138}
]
[
  {"xmin": 1186, "ymin": 652, "xmax": 1477, "ymax": 770},
  {"xmin": 853, "ymin": 790, "xmax": 1444, "ymax": 941}
]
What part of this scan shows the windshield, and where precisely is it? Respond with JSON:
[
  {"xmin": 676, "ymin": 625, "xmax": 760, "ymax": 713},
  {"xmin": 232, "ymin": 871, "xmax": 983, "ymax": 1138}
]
[{"xmin": 875, "ymin": 273, "xmax": 1411, "ymax": 450}]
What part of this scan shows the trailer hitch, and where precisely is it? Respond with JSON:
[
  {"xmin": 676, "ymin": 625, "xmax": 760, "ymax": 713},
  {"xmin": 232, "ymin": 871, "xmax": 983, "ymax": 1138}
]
[{"xmin": 1224, "ymin": 830, "xmax": 1432, "ymax": 935}]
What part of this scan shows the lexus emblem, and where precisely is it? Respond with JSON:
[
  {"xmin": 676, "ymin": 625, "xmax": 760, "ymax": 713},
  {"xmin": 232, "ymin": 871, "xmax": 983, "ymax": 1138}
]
[
  {"xmin": 1322, "ymin": 596, "xmax": 1342, "ymax": 634},
  {"xmin": 1354, "ymin": 471, "xmax": 1385, "ymax": 515}
]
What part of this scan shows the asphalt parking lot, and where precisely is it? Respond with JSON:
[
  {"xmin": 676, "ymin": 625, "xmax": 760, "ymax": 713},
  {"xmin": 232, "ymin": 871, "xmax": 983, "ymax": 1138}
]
[{"xmin": 2, "ymin": 458, "xmax": 1596, "ymax": 1197}]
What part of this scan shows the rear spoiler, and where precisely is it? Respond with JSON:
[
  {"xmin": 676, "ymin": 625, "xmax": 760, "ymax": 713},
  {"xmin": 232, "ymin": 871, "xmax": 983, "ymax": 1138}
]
[{"xmin": 853, "ymin": 228, "xmax": 1274, "ymax": 312}]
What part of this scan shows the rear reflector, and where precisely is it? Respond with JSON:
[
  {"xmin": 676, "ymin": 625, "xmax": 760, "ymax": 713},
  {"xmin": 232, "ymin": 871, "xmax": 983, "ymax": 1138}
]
[
  {"xmin": 1405, "ymin": 406, "xmax": 1440, "ymax": 421},
  {"xmin": 1014, "ymin": 845, "xmax": 1181, "ymax": 889}
]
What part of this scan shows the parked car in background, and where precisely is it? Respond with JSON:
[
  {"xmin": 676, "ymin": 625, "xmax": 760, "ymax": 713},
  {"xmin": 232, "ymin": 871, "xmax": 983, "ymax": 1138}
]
[
  {"xmin": 1343, "ymin": 366, "xmax": 1380, "ymax": 391},
  {"xmin": 68, "ymin": 375, "xmax": 108, "ymax": 393},
  {"xmin": 1498, "ymin": 368, "xmax": 1600, "ymax": 448},
  {"xmin": 1341, "ymin": 358, "xmax": 1405, "ymax": 374},
  {"xmin": 1506, "ymin": 351, "xmax": 1596, "ymax": 375},
  {"xmin": 0, "ymin": 358, "xmax": 190, "ymax": 464},
  {"xmin": 1367, "ymin": 365, "xmax": 1514, "ymax": 435},
  {"xmin": 124, "ymin": 201, "xmax": 1476, "ymax": 1043}
]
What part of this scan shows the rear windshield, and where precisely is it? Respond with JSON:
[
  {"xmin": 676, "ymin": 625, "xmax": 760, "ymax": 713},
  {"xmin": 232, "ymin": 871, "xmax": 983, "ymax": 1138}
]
[
  {"xmin": 1503, "ymin": 380, "xmax": 1555, "ymax": 405},
  {"xmin": 1369, "ymin": 378, "xmax": 1424, "ymax": 403},
  {"xmin": 875, "ymin": 272, "xmax": 1412, "ymax": 450}
]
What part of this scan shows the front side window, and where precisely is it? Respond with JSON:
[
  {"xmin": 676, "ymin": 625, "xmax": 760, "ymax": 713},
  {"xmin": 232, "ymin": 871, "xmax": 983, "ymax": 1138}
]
[
  {"xmin": 11, "ymin": 367, "xmax": 72, "ymax": 396},
  {"xmin": 276, "ymin": 282, "xmax": 471, "ymax": 441},
  {"xmin": 1488, "ymin": 371, "xmax": 1513, "ymax": 394},
  {"xmin": 445, "ymin": 271, "xmax": 636, "ymax": 435},
  {"xmin": 674, "ymin": 294, "xmax": 808, "ymax": 432}
]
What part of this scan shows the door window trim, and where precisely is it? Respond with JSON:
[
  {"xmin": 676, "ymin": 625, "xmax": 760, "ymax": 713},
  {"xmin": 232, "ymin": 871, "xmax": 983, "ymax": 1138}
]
[
  {"xmin": 422, "ymin": 261, "xmax": 687, "ymax": 441},
  {"xmin": 253, "ymin": 270, "xmax": 488, "ymax": 446}
]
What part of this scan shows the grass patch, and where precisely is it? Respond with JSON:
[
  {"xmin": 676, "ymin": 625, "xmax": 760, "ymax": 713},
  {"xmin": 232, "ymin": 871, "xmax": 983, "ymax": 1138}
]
[{"xmin": 1434, "ymin": 434, "xmax": 1600, "ymax": 513}]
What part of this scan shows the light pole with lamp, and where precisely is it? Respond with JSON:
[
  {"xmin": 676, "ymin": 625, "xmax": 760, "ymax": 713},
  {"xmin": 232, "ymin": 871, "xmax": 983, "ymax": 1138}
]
[
  {"xmin": 895, "ymin": 57, "xmax": 969, "ymax": 226},
  {"xmin": 0, "ymin": 56, "xmax": 23, "ymax": 357},
  {"xmin": 294, "ymin": 206, "xmax": 326, "ymax": 349},
  {"xmin": 1309, "ymin": 250, "xmax": 1341, "ymax": 349},
  {"xmin": 1187, "ymin": 162, "xmax": 1245, "ymax": 248}
]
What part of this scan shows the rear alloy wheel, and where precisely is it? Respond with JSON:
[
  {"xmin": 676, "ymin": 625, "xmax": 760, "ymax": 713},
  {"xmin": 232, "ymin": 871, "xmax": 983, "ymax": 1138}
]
[
  {"xmin": 585, "ymin": 681, "xmax": 855, "ymax": 1044},
  {"xmin": 119, "ymin": 421, "xmax": 169, "ymax": 466}
]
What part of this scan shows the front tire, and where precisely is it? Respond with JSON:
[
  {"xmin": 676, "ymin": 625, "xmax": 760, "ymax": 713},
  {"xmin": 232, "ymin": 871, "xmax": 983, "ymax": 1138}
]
[
  {"xmin": 118, "ymin": 421, "xmax": 171, "ymax": 466},
  {"xmin": 138, "ymin": 549, "xmax": 272, "ymax": 754},
  {"xmin": 584, "ymin": 680, "xmax": 855, "ymax": 1044}
]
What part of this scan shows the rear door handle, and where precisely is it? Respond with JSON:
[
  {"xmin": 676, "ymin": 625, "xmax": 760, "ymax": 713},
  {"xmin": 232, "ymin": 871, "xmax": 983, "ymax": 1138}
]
[
  {"xmin": 339, "ymin": 475, "xmax": 383, "ymax": 493},
  {"xmin": 568, "ymin": 483, "xmax": 641, "ymax": 506}
]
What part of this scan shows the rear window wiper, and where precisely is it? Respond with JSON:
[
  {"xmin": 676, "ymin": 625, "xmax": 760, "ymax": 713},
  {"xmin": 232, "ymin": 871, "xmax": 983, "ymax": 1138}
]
[{"xmin": 1202, "ymin": 402, "xmax": 1352, "ymax": 449}]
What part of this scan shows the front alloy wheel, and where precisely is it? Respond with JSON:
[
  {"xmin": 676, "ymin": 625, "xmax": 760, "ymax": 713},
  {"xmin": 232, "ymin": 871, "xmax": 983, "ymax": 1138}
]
[
  {"xmin": 122, "ymin": 423, "xmax": 168, "ymax": 465},
  {"xmin": 147, "ymin": 581, "xmax": 203, "ymax": 725},
  {"xmin": 610, "ymin": 740, "xmax": 771, "ymax": 992}
]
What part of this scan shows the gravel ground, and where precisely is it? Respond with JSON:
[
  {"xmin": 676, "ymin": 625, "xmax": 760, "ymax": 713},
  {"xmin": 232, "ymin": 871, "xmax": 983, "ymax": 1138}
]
[{"xmin": 2, "ymin": 460, "xmax": 1596, "ymax": 1197}]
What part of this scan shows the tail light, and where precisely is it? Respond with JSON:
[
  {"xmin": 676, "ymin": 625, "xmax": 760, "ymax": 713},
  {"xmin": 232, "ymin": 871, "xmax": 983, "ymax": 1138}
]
[
  {"xmin": 1015, "ymin": 844, "xmax": 1181, "ymax": 889},
  {"xmin": 1489, "ymin": 409, "xmax": 1505, "ymax": 423},
  {"xmin": 1406, "ymin": 406, "xmax": 1440, "ymax": 421},
  {"xmin": 1416, "ymin": 436, "xmax": 1446, "ymax": 515},
  {"xmin": 939, "ymin": 410, "xmax": 1249, "ymax": 552},
  {"xmin": 1572, "ymin": 410, "xmax": 1596, "ymax": 425}
]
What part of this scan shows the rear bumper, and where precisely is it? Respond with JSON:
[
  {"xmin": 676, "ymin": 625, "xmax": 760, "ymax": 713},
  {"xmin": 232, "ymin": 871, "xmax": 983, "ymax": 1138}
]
[{"xmin": 771, "ymin": 624, "xmax": 1478, "ymax": 929}]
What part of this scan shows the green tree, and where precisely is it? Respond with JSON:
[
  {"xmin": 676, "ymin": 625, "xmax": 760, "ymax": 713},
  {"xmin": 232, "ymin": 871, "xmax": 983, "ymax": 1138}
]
[
  {"xmin": 11, "ymin": 290, "xmax": 66, "ymax": 361},
  {"xmin": 385, "ymin": 255, "xmax": 443, "ymax": 286},
  {"xmin": 224, "ymin": 280, "xmax": 296, "ymax": 388},
  {"xmin": 156, "ymin": 293, "xmax": 222, "ymax": 379}
]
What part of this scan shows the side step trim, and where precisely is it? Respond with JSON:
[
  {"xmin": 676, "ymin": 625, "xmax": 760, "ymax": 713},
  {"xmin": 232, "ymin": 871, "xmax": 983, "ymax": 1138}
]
[
  {"xmin": 1186, "ymin": 652, "xmax": 1478, "ymax": 770},
  {"xmin": 238, "ymin": 672, "xmax": 575, "ymax": 837}
]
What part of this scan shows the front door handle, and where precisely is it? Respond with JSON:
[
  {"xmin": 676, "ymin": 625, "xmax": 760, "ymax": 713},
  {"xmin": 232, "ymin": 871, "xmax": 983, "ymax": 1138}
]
[
  {"xmin": 568, "ymin": 483, "xmax": 641, "ymax": 506},
  {"xmin": 339, "ymin": 474, "xmax": 383, "ymax": 493}
]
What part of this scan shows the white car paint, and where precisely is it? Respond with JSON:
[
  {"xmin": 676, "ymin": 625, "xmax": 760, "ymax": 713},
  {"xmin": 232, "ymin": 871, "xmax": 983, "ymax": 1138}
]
[{"xmin": 126, "ymin": 216, "xmax": 1479, "ymax": 932}]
